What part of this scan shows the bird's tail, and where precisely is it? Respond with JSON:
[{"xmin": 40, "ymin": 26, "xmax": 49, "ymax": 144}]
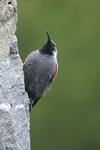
[{"xmin": 29, "ymin": 97, "xmax": 40, "ymax": 112}]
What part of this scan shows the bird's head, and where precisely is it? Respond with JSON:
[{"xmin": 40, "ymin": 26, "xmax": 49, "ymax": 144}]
[{"xmin": 39, "ymin": 32, "xmax": 57, "ymax": 56}]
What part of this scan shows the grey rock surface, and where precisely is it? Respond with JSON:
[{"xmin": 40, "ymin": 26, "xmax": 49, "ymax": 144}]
[
  {"xmin": 0, "ymin": 0, "xmax": 30, "ymax": 150},
  {"xmin": 0, "ymin": 0, "xmax": 17, "ymax": 62}
]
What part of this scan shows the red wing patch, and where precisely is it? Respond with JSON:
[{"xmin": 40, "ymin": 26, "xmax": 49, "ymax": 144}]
[
  {"xmin": 25, "ymin": 52, "xmax": 34, "ymax": 61},
  {"xmin": 26, "ymin": 55, "xmax": 31, "ymax": 61},
  {"xmin": 50, "ymin": 63, "xmax": 58, "ymax": 83},
  {"xmin": 53, "ymin": 63, "xmax": 57, "ymax": 79}
]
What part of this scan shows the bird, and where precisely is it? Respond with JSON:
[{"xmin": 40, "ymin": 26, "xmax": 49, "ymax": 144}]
[{"xmin": 23, "ymin": 32, "xmax": 58, "ymax": 111}]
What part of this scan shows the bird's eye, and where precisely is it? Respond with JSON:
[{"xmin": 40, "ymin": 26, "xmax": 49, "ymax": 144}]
[{"xmin": 54, "ymin": 44, "xmax": 56, "ymax": 47}]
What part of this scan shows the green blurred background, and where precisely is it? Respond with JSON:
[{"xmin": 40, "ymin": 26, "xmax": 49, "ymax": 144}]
[{"xmin": 16, "ymin": 0, "xmax": 100, "ymax": 150}]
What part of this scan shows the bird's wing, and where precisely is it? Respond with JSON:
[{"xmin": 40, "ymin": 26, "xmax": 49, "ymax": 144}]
[{"xmin": 50, "ymin": 62, "xmax": 58, "ymax": 83}]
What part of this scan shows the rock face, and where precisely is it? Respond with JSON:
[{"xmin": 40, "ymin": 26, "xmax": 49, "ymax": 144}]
[
  {"xmin": 0, "ymin": 0, "xmax": 17, "ymax": 62},
  {"xmin": 0, "ymin": 1, "xmax": 30, "ymax": 150}
]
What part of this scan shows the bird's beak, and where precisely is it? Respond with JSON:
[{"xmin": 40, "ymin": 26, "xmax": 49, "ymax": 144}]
[{"xmin": 46, "ymin": 31, "xmax": 51, "ymax": 42}]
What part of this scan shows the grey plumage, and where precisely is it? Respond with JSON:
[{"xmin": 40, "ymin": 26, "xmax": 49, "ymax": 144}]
[{"xmin": 23, "ymin": 32, "xmax": 58, "ymax": 111}]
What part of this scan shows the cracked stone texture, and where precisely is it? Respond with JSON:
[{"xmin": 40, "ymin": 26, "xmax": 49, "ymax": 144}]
[
  {"xmin": 0, "ymin": 0, "xmax": 17, "ymax": 62},
  {"xmin": 0, "ymin": 0, "xmax": 30, "ymax": 150}
]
